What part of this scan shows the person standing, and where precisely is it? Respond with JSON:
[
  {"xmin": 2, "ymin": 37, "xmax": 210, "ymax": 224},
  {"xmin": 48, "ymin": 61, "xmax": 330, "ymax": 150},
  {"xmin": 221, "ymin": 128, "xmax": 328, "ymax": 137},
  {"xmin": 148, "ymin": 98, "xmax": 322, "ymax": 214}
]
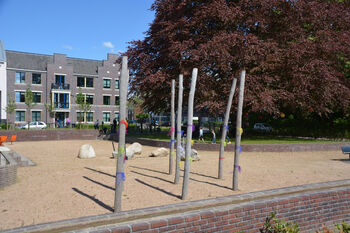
[
  {"xmin": 112, "ymin": 118, "xmax": 117, "ymax": 133},
  {"xmin": 226, "ymin": 129, "xmax": 230, "ymax": 144},
  {"xmin": 211, "ymin": 129, "xmax": 216, "ymax": 144},
  {"xmin": 94, "ymin": 119, "xmax": 99, "ymax": 130},
  {"xmin": 198, "ymin": 127, "xmax": 204, "ymax": 142}
]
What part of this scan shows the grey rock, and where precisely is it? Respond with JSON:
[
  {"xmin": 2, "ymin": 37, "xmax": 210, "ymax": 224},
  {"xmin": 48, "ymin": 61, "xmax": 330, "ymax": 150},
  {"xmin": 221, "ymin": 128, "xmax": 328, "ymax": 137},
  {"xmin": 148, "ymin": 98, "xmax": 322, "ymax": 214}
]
[{"xmin": 150, "ymin": 147, "xmax": 169, "ymax": 157}]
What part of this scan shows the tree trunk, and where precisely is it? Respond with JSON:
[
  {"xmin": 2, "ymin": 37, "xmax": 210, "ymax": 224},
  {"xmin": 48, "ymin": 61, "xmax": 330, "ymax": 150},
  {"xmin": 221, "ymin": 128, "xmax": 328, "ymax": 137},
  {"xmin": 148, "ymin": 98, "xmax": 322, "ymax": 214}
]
[
  {"xmin": 169, "ymin": 79, "xmax": 175, "ymax": 175},
  {"xmin": 218, "ymin": 78, "xmax": 237, "ymax": 179},
  {"xmin": 174, "ymin": 74, "xmax": 183, "ymax": 184},
  {"xmin": 233, "ymin": 70, "xmax": 246, "ymax": 190},
  {"xmin": 181, "ymin": 68, "xmax": 198, "ymax": 200},
  {"xmin": 114, "ymin": 56, "xmax": 129, "ymax": 212}
]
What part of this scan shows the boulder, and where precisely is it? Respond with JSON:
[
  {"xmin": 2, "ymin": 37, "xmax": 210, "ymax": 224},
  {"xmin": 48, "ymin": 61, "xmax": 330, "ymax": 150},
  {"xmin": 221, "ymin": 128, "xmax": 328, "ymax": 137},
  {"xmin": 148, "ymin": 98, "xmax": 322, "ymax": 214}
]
[
  {"xmin": 78, "ymin": 144, "xmax": 96, "ymax": 159},
  {"xmin": 150, "ymin": 147, "xmax": 169, "ymax": 157},
  {"xmin": 126, "ymin": 142, "xmax": 142, "ymax": 159},
  {"xmin": 180, "ymin": 148, "xmax": 200, "ymax": 161}
]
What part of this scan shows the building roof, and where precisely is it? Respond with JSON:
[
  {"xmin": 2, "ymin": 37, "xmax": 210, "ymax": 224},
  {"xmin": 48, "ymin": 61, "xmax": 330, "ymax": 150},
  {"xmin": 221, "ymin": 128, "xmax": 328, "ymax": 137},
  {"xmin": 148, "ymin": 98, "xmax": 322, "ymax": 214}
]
[
  {"xmin": 5, "ymin": 50, "xmax": 105, "ymax": 75},
  {"xmin": 0, "ymin": 41, "xmax": 6, "ymax": 63},
  {"xmin": 67, "ymin": 57, "xmax": 102, "ymax": 76},
  {"xmin": 6, "ymin": 50, "xmax": 52, "ymax": 71}
]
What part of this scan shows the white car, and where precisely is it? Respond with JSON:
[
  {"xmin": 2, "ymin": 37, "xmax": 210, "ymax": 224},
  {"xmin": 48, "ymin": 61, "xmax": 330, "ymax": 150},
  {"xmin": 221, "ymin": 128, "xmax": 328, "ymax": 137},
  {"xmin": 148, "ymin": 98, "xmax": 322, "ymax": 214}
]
[
  {"xmin": 253, "ymin": 123, "xmax": 272, "ymax": 132},
  {"xmin": 17, "ymin": 121, "xmax": 47, "ymax": 130}
]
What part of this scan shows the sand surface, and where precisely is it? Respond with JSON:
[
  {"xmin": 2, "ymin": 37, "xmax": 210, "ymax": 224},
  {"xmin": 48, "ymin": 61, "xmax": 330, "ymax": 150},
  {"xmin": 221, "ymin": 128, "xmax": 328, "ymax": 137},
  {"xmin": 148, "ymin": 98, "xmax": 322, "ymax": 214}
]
[{"xmin": 0, "ymin": 140, "xmax": 349, "ymax": 230}]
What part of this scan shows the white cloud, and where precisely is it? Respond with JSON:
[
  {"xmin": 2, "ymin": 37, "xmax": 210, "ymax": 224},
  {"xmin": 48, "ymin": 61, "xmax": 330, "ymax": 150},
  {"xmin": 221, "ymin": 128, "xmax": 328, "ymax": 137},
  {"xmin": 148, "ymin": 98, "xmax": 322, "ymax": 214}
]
[
  {"xmin": 103, "ymin": 41, "xmax": 115, "ymax": 50},
  {"xmin": 62, "ymin": 45, "xmax": 73, "ymax": 50}
]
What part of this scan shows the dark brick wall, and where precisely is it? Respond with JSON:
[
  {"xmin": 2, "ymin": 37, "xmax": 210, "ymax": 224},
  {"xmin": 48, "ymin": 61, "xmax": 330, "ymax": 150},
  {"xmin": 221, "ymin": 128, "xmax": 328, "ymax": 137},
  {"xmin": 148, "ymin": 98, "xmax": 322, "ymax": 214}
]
[
  {"xmin": 90, "ymin": 185, "xmax": 350, "ymax": 233},
  {"xmin": 108, "ymin": 135, "xmax": 349, "ymax": 152},
  {"xmin": 3, "ymin": 180, "xmax": 350, "ymax": 233},
  {"xmin": 0, "ymin": 129, "xmax": 99, "ymax": 142}
]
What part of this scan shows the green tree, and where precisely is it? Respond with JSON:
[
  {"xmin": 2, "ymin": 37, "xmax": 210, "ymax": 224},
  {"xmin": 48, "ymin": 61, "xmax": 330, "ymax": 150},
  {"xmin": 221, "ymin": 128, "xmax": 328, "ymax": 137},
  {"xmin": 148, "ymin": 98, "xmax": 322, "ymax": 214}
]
[
  {"xmin": 136, "ymin": 113, "xmax": 149, "ymax": 133},
  {"xmin": 25, "ymin": 87, "xmax": 36, "ymax": 130},
  {"xmin": 5, "ymin": 94, "xmax": 16, "ymax": 130},
  {"xmin": 44, "ymin": 101, "xmax": 56, "ymax": 128},
  {"xmin": 75, "ymin": 88, "xmax": 92, "ymax": 128}
]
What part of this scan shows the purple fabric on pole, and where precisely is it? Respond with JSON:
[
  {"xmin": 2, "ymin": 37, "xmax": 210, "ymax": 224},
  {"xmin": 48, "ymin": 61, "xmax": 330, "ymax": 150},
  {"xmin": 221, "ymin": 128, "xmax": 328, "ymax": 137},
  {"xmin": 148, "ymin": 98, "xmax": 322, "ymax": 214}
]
[
  {"xmin": 116, "ymin": 172, "xmax": 125, "ymax": 184},
  {"xmin": 177, "ymin": 131, "xmax": 184, "ymax": 137},
  {"xmin": 169, "ymin": 139, "xmax": 175, "ymax": 147},
  {"xmin": 234, "ymin": 165, "xmax": 241, "ymax": 173},
  {"xmin": 188, "ymin": 124, "xmax": 195, "ymax": 132},
  {"xmin": 235, "ymin": 145, "xmax": 242, "ymax": 153},
  {"xmin": 224, "ymin": 125, "xmax": 229, "ymax": 130}
]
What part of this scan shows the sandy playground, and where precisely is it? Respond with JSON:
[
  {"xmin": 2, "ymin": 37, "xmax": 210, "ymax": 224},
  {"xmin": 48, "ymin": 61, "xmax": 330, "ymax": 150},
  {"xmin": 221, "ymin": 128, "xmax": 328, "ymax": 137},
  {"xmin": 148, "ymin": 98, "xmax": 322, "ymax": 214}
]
[{"xmin": 0, "ymin": 140, "xmax": 349, "ymax": 230}]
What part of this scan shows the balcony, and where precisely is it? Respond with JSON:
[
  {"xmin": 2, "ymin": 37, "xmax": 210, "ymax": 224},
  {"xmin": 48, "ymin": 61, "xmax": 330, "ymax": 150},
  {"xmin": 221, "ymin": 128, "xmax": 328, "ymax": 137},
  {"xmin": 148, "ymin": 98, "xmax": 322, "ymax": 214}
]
[
  {"xmin": 54, "ymin": 102, "xmax": 70, "ymax": 109},
  {"xmin": 51, "ymin": 83, "xmax": 70, "ymax": 90}
]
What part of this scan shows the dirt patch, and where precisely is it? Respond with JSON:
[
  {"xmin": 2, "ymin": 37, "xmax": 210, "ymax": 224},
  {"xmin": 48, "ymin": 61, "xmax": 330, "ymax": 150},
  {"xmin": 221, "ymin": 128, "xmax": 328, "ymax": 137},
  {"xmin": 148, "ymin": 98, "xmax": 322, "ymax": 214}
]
[{"xmin": 0, "ymin": 140, "xmax": 349, "ymax": 230}]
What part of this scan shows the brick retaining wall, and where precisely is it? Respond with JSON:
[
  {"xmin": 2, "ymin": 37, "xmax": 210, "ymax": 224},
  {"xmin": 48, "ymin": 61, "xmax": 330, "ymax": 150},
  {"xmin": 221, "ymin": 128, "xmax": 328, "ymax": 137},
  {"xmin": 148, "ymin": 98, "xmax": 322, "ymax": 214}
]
[
  {"xmin": 0, "ymin": 130, "xmax": 99, "ymax": 142},
  {"xmin": 3, "ymin": 179, "xmax": 350, "ymax": 233},
  {"xmin": 114, "ymin": 135, "xmax": 349, "ymax": 152},
  {"xmin": 0, "ymin": 130, "xmax": 347, "ymax": 152}
]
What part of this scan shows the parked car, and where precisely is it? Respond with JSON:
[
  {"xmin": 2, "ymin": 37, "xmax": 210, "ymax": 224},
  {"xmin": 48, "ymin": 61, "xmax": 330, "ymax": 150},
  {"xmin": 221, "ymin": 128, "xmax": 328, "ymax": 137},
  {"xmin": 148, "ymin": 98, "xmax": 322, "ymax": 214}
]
[
  {"xmin": 253, "ymin": 123, "xmax": 273, "ymax": 133},
  {"xmin": 17, "ymin": 121, "xmax": 47, "ymax": 130}
]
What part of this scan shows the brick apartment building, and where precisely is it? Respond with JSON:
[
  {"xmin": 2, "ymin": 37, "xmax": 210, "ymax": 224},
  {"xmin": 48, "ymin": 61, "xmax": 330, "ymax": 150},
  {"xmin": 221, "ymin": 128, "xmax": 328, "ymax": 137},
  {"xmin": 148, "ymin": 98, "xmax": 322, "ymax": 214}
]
[{"xmin": 4, "ymin": 49, "xmax": 121, "ymax": 127}]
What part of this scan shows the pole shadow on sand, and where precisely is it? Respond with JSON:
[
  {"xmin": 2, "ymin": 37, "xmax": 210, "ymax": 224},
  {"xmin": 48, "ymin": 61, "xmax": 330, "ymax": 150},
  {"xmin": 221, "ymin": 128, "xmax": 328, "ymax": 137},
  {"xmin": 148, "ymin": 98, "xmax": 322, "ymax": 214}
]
[
  {"xmin": 129, "ymin": 165, "xmax": 169, "ymax": 175},
  {"xmin": 72, "ymin": 187, "xmax": 114, "ymax": 212},
  {"xmin": 84, "ymin": 167, "xmax": 115, "ymax": 178},
  {"xmin": 134, "ymin": 178, "xmax": 181, "ymax": 199},
  {"xmin": 83, "ymin": 176, "xmax": 114, "ymax": 191}
]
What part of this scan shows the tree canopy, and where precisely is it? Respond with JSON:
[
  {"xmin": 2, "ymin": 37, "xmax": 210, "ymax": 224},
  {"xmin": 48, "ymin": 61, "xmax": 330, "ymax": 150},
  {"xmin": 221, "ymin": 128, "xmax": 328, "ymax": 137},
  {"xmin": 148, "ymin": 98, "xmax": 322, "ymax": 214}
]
[{"xmin": 126, "ymin": 0, "xmax": 350, "ymax": 117}]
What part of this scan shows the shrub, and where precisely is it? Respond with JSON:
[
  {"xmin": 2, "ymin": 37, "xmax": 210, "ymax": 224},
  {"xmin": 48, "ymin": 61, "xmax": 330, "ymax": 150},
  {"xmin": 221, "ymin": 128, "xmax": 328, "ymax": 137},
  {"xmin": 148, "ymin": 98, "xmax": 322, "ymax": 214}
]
[{"xmin": 260, "ymin": 212, "xmax": 299, "ymax": 233}]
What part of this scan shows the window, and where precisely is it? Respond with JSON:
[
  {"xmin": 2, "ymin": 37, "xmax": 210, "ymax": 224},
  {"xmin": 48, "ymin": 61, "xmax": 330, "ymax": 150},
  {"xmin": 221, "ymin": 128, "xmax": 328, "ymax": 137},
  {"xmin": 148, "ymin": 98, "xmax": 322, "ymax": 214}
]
[
  {"xmin": 32, "ymin": 111, "xmax": 41, "ymax": 121},
  {"xmin": 115, "ymin": 112, "xmax": 119, "ymax": 122},
  {"xmin": 77, "ymin": 77, "xmax": 94, "ymax": 88},
  {"xmin": 32, "ymin": 73, "xmax": 41, "ymax": 84},
  {"xmin": 103, "ymin": 96, "xmax": 110, "ymax": 105},
  {"xmin": 77, "ymin": 112, "xmax": 93, "ymax": 123},
  {"xmin": 103, "ymin": 79, "xmax": 111, "ymax": 88},
  {"xmin": 86, "ymin": 78, "xmax": 93, "ymax": 87},
  {"xmin": 115, "ymin": 96, "xmax": 120, "ymax": 105},
  {"xmin": 86, "ymin": 94, "xmax": 93, "ymax": 104},
  {"xmin": 55, "ymin": 75, "xmax": 66, "ymax": 89},
  {"xmin": 77, "ymin": 77, "xmax": 85, "ymax": 87},
  {"xmin": 53, "ymin": 93, "xmax": 69, "ymax": 108},
  {"xmin": 15, "ymin": 91, "xmax": 25, "ymax": 102},
  {"xmin": 16, "ymin": 111, "xmax": 25, "ymax": 122},
  {"xmin": 86, "ymin": 112, "xmax": 93, "ymax": 122},
  {"xmin": 103, "ymin": 112, "xmax": 110, "ymax": 123},
  {"xmin": 77, "ymin": 112, "xmax": 84, "ymax": 122},
  {"xmin": 16, "ymin": 72, "xmax": 25, "ymax": 84},
  {"xmin": 33, "ymin": 92, "xmax": 41, "ymax": 103},
  {"xmin": 115, "ymin": 80, "xmax": 119, "ymax": 89}
]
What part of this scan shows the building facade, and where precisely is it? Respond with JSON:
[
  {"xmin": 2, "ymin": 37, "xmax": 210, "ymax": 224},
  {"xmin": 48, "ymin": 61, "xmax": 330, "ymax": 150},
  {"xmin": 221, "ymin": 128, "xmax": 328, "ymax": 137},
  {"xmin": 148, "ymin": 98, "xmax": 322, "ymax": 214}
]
[
  {"xmin": 5, "ymin": 50, "xmax": 121, "ymax": 127},
  {"xmin": 0, "ymin": 41, "xmax": 7, "ymax": 123}
]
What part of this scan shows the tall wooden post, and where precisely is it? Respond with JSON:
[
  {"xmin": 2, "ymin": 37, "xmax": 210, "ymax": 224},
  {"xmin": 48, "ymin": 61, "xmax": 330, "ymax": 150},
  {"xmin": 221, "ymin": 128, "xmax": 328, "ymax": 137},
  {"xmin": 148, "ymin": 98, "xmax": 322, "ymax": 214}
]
[
  {"xmin": 174, "ymin": 75, "xmax": 183, "ymax": 184},
  {"xmin": 233, "ymin": 70, "xmax": 246, "ymax": 190},
  {"xmin": 114, "ymin": 56, "xmax": 129, "ymax": 212},
  {"xmin": 218, "ymin": 78, "xmax": 237, "ymax": 179},
  {"xmin": 169, "ymin": 79, "xmax": 175, "ymax": 174},
  {"xmin": 181, "ymin": 68, "xmax": 197, "ymax": 200}
]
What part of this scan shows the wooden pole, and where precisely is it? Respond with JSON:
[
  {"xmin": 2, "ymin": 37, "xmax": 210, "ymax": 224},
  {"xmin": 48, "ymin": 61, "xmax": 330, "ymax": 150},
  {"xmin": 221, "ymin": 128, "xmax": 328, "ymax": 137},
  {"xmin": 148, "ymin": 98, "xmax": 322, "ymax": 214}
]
[
  {"xmin": 174, "ymin": 74, "xmax": 183, "ymax": 184},
  {"xmin": 218, "ymin": 78, "xmax": 237, "ymax": 179},
  {"xmin": 181, "ymin": 68, "xmax": 198, "ymax": 200},
  {"xmin": 233, "ymin": 70, "xmax": 246, "ymax": 190},
  {"xmin": 169, "ymin": 79, "xmax": 175, "ymax": 174},
  {"xmin": 114, "ymin": 56, "xmax": 129, "ymax": 212}
]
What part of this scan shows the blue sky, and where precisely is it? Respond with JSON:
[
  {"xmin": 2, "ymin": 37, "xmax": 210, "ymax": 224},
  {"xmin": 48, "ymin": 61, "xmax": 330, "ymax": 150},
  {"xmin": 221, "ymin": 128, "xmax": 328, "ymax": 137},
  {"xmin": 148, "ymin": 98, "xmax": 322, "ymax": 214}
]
[{"xmin": 0, "ymin": 0, "xmax": 155, "ymax": 60}]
